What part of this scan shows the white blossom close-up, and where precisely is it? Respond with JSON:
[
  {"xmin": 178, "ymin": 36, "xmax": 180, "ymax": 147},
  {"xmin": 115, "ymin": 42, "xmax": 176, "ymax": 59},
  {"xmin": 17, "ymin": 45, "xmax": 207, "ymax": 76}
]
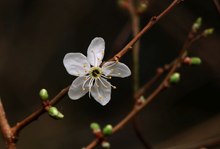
[{"xmin": 63, "ymin": 37, "xmax": 131, "ymax": 106}]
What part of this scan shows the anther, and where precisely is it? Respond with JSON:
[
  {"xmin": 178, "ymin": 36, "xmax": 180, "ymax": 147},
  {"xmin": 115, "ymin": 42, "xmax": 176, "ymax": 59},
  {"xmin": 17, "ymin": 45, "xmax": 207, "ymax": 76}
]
[{"xmin": 112, "ymin": 85, "xmax": 117, "ymax": 89}]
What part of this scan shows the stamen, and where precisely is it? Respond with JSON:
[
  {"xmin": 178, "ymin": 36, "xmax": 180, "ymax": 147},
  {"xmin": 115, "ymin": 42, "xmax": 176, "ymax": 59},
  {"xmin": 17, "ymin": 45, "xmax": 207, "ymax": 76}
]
[
  {"xmin": 109, "ymin": 82, "xmax": 117, "ymax": 89},
  {"xmin": 101, "ymin": 74, "xmax": 111, "ymax": 79},
  {"xmin": 95, "ymin": 79, "xmax": 99, "ymax": 87},
  {"xmin": 98, "ymin": 78, "xmax": 108, "ymax": 88},
  {"xmin": 111, "ymin": 85, "xmax": 117, "ymax": 89}
]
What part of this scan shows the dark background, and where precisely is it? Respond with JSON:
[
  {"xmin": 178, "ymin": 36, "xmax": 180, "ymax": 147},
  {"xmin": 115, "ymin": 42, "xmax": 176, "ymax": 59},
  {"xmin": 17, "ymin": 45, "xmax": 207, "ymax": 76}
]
[{"xmin": 0, "ymin": 0, "xmax": 220, "ymax": 148}]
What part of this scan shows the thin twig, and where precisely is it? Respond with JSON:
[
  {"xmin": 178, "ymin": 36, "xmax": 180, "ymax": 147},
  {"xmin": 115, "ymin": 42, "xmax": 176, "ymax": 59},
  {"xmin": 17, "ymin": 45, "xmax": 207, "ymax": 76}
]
[{"xmin": 0, "ymin": 99, "xmax": 16, "ymax": 149}]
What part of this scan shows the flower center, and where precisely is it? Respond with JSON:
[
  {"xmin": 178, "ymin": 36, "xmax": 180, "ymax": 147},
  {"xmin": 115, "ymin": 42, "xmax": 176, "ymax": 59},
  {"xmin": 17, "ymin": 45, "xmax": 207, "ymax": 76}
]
[{"xmin": 89, "ymin": 67, "xmax": 102, "ymax": 78}]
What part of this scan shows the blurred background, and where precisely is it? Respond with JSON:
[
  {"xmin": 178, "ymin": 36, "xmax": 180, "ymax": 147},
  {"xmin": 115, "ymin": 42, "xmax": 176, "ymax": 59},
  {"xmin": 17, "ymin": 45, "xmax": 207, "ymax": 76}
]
[{"xmin": 0, "ymin": 0, "xmax": 220, "ymax": 148}]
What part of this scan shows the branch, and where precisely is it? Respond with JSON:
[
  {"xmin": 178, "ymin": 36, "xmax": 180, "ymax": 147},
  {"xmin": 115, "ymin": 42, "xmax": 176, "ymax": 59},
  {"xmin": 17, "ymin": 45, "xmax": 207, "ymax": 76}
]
[
  {"xmin": 0, "ymin": 99, "xmax": 16, "ymax": 149},
  {"xmin": 213, "ymin": 0, "xmax": 220, "ymax": 16},
  {"xmin": 110, "ymin": 0, "xmax": 183, "ymax": 61},
  {"xmin": 11, "ymin": 86, "xmax": 69, "ymax": 136}
]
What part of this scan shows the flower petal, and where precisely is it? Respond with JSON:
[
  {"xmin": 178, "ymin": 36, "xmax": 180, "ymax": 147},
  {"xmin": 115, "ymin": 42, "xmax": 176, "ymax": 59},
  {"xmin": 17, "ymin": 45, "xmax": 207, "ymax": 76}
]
[
  {"xmin": 68, "ymin": 76, "xmax": 90, "ymax": 100},
  {"xmin": 102, "ymin": 61, "xmax": 131, "ymax": 78},
  {"xmin": 63, "ymin": 53, "xmax": 90, "ymax": 76},
  {"xmin": 87, "ymin": 37, "xmax": 105, "ymax": 67},
  {"xmin": 91, "ymin": 78, "xmax": 111, "ymax": 106}
]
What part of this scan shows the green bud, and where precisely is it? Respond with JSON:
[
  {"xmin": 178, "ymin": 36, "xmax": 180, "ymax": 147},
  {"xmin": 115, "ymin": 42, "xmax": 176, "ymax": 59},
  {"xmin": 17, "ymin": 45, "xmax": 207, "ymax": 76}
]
[
  {"xmin": 103, "ymin": 124, "xmax": 113, "ymax": 136},
  {"xmin": 137, "ymin": 1, "xmax": 148, "ymax": 14},
  {"xmin": 170, "ymin": 72, "xmax": 180, "ymax": 83},
  {"xmin": 39, "ymin": 89, "xmax": 49, "ymax": 100},
  {"xmin": 56, "ymin": 112, "xmax": 64, "ymax": 119},
  {"xmin": 101, "ymin": 141, "xmax": 110, "ymax": 149},
  {"xmin": 192, "ymin": 17, "xmax": 202, "ymax": 32},
  {"xmin": 48, "ymin": 107, "xmax": 59, "ymax": 117},
  {"xmin": 203, "ymin": 28, "xmax": 214, "ymax": 37},
  {"xmin": 90, "ymin": 122, "xmax": 101, "ymax": 132},
  {"xmin": 47, "ymin": 107, "xmax": 64, "ymax": 120},
  {"xmin": 191, "ymin": 57, "xmax": 202, "ymax": 65}
]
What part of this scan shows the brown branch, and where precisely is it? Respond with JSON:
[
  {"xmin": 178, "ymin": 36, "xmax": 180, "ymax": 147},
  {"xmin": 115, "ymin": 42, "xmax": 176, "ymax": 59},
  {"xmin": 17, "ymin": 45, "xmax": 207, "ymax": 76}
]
[
  {"xmin": 0, "ymin": 99, "xmax": 16, "ymax": 149},
  {"xmin": 110, "ymin": 0, "xmax": 183, "ymax": 61},
  {"xmin": 11, "ymin": 86, "xmax": 69, "ymax": 136}
]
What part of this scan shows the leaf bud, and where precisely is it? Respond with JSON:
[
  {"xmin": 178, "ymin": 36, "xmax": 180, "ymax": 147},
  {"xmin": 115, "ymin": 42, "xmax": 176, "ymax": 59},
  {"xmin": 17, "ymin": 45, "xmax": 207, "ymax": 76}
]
[
  {"xmin": 90, "ymin": 122, "xmax": 101, "ymax": 132},
  {"xmin": 169, "ymin": 72, "xmax": 180, "ymax": 83},
  {"xmin": 48, "ymin": 107, "xmax": 64, "ymax": 120},
  {"xmin": 203, "ymin": 28, "xmax": 214, "ymax": 37},
  {"xmin": 39, "ymin": 88, "xmax": 49, "ymax": 100},
  {"xmin": 191, "ymin": 57, "xmax": 202, "ymax": 65},
  {"xmin": 101, "ymin": 141, "xmax": 110, "ymax": 149},
  {"xmin": 192, "ymin": 17, "xmax": 202, "ymax": 32},
  {"xmin": 103, "ymin": 124, "xmax": 113, "ymax": 136}
]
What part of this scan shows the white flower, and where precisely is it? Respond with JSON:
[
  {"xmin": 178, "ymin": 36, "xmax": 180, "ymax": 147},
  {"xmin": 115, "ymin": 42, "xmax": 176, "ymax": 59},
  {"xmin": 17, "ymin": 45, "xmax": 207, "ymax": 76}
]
[{"xmin": 63, "ymin": 37, "xmax": 131, "ymax": 106}]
